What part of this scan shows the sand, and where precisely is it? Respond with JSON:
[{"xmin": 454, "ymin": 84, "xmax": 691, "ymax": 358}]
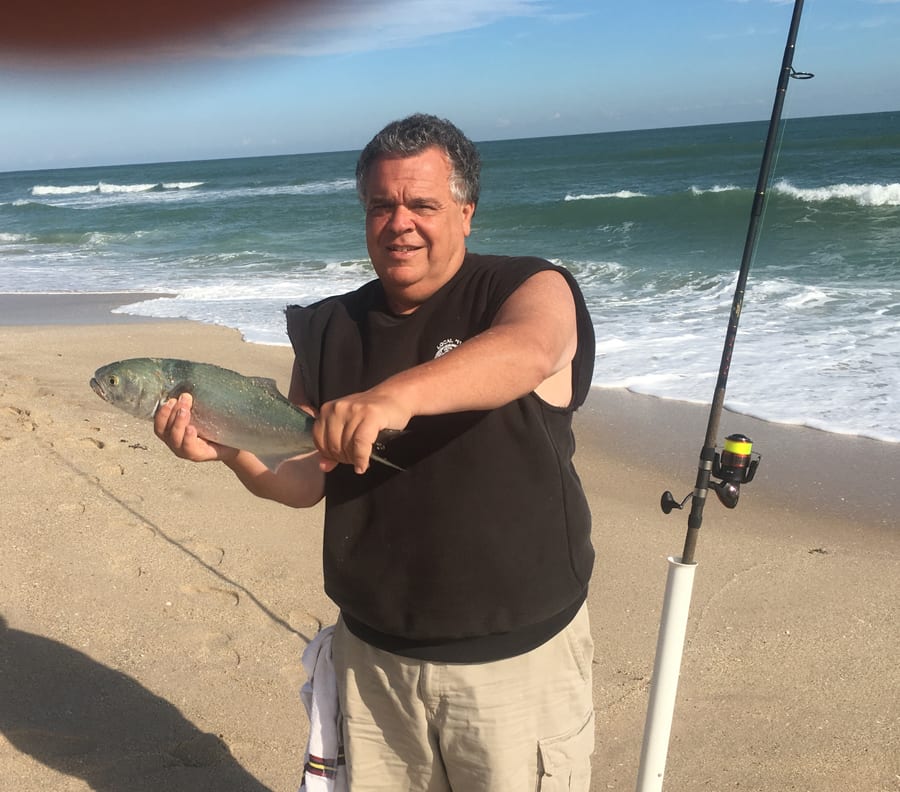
[{"xmin": 1, "ymin": 295, "xmax": 897, "ymax": 792}]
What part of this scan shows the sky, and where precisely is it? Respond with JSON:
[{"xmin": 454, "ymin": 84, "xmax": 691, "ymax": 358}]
[{"xmin": 1, "ymin": 0, "xmax": 898, "ymax": 172}]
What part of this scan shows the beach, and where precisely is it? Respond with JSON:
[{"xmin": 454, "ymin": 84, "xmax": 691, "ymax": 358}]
[{"xmin": 1, "ymin": 296, "xmax": 897, "ymax": 792}]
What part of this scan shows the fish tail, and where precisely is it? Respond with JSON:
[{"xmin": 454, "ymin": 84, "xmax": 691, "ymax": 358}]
[{"xmin": 370, "ymin": 452, "xmax": 404, "ymax": 472}]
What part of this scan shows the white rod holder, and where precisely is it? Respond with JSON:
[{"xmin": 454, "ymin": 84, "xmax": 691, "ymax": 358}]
[{"xmin": 635, "ymin": 556, "xmax": 697, "ymax": 792}]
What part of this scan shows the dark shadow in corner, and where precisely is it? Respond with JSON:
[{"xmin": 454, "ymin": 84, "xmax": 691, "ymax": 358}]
[{"xmin": 0, "ymin": 615, "xmax": 275, "ymax": 792}]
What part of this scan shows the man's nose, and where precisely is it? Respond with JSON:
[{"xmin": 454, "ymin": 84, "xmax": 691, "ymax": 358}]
[{"xmin": 387, "ymin": 205, "xmax": 415, "ymax": 232}]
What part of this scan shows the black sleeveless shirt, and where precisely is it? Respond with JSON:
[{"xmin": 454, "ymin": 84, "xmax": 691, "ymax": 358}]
[{"xmin": 286, "ymin": 253, "xmax": 595, "ymax": 661}]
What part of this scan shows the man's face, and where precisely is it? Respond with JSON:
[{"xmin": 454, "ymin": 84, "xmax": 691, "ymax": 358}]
[{"xmin": 364, "ymin": 146, "xmax": 475, "ymax": 314}]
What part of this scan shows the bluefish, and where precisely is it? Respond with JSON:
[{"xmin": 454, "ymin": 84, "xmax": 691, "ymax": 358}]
[{"xmin": 90, "ymin": 357, "xmax": 401, "ymax": 470}]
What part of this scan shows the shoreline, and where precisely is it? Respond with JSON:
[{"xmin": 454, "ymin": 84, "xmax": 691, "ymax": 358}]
[
  {"xmin": 4, "ymin": 288, "xmax": 898, "ymax": 445},
  {"xmin": 3, "ymin": 290, "xmax": 895, "ymax": 528},
  {"xmin": 0, "ymin": 291, "xmax": 177, "ymax": 325},
  {"xmin": 578, "ymin": 387, "xmax": 899, "ymax": 532},
  {"xmin": 1, "ymin": 299, "xmax": 898, "ymax": 791}
]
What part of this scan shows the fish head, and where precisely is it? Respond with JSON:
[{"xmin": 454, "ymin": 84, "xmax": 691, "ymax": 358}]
[{"xmin": 90, "ymin": 358, "xmax": 169, "ymax": 418}]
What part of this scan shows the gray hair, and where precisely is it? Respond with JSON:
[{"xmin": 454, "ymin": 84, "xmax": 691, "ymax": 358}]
[{"xmin": 356, "ymin": 113, "xmax": 481, "ymax": 207}]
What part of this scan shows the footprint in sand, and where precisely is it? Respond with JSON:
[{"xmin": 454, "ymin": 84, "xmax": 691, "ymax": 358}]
[
  {"xmin": 179, "ymin": 583, "xmax": 240, "ymax": 606},
  {"xmin": 56, "ymin": 501, "xmax": 87, "ymax": 515},
  {"xmin": 169, "ymin": 622, "xmax": 242, "ymax": 667},
  {"xmin": 193, "ymin": 629, "xmax": 241, "ymax": 667},
  {"xmin": 288, "ymin": 609, "xmax": 326, "ymax": 635},
  {"xmin": 182, "ymin": 540, "xmax": 226, "ymax": 568},
  {"xmin": 1, "ymin": 404, "xmax": 37, "ymax": 432}
]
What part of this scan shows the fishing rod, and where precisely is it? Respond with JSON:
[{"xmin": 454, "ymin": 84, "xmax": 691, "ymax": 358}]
[
  {"xmin": 636, "ymin": 2, "xmax": 813, "ymax": 790},
  {"xmin": 661, "ymin": 0, "xmax": 813, "ymax": 560}
]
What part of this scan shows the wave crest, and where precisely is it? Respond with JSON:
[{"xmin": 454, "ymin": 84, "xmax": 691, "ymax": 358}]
[
  {"xmin": 774, "ymin": 179, "xmax": 900, "ymax": 206},
  {"xmin": 564, "ymin": 190, "xmax": 646, "ymax": 201},
  {"xmin": 31, "ymin": 181, "xmax": 204, "ymax": 196},
  {"xmin": 691, "ymin": 184, "xmax": 741, "ymax": 195}
]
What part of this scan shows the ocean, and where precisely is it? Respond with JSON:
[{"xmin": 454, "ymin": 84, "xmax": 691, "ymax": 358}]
[{"xmin": 1, "ymin": 111, "xmax": 898, "ymax": 442}]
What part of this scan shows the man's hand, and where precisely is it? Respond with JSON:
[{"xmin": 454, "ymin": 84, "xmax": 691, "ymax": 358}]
[
  {"xmin": 154, "ymin": 392, "xmax": 238, "ymax": 463},
  {"xmin": 313, "ymin": 388, "xmax": 411, "ymax": 475}
]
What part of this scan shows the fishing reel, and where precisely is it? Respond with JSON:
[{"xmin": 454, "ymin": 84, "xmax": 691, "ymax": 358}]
[{"xmin": 661, "ymin": 433, "xmax": 761, "ymax": 513}]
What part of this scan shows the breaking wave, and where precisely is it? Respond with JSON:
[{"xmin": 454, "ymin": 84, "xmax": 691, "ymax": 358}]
[{"xmin": 774, "ymin": 180, "xmax": 900, "ymax": 207}]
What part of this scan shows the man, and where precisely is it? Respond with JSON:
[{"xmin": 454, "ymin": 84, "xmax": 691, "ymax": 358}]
[{"xmin": 156, "ymin": 113, "xmax": 596, "ymax": 791}]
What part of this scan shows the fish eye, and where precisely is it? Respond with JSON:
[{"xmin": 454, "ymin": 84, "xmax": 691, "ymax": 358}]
[{"xmin": 107, "ymin": 375, "xmax": 119, "ymax": 387}]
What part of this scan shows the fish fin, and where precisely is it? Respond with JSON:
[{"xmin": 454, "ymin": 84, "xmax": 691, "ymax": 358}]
[
  {"xmin": 256, "ymin": 453, "xmax": 294, "ymax": 472},
  {"xmin": 169, "ymin": 383, "xmax": 195, "ymax": 399},
  {"xmin": 371, "ymin": 453, "xmax": 404, "ymax": 472},
  {"xmin": 369, "ymin": 430, "xmax": 406, "ymax": 471},
  {"xmin": 248, "ymin": 376, "xmax": 286, "ymax": 397},
  {"xmin": 258, "ymin": 451, "xmax": 402, "ymax": 473},
  {"xmin": 371, "ymin": 448, "xmax": 405, "ymax": 472}
]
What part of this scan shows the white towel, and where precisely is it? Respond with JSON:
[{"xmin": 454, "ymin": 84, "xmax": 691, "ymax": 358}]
[{"xmin": 299, "ymin": 625, "xmax": 348, "ymax": 792}]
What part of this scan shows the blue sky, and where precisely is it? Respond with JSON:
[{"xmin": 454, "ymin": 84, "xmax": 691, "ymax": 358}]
[{"xmin": 1, "ymin": 0, "xmax": 898, "ymax": 172}]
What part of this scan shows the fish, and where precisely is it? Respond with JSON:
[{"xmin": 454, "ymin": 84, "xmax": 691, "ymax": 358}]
[{"xmin": 89, "ymin": 357, "xmax": 402, "ymax": 470}]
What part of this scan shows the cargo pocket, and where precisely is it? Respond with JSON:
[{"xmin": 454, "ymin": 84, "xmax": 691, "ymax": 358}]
[{"xmin": 537, "ymin": 708, "xmax": 595, "ymax": 791}]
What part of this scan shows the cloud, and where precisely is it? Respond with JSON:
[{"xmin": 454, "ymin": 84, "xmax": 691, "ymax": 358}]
[
  {"xmin": 2, "ymin": 0, "xmax": 548, "ymax": 67},
  {"xmin": 209, "ymin": 0, "xmax": 547, "ymax": 59}
]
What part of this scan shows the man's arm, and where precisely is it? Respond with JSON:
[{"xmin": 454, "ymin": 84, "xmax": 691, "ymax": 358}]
[
  {"xmin": 154, "ymin": 359, "xmax": 326, "ymax": 508},
  {"xmin": 314, "ymin": 269, "xmax": 578, "ymax": 474}
]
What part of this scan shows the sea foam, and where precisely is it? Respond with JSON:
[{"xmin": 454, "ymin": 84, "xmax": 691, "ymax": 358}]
[
  {"xmin": 774, "ymin": 180, "xmax": 900, "ymax": 206},
  {"xmin": 564, "ymin": 190, "xmax": 646, "ymax": 201}
]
